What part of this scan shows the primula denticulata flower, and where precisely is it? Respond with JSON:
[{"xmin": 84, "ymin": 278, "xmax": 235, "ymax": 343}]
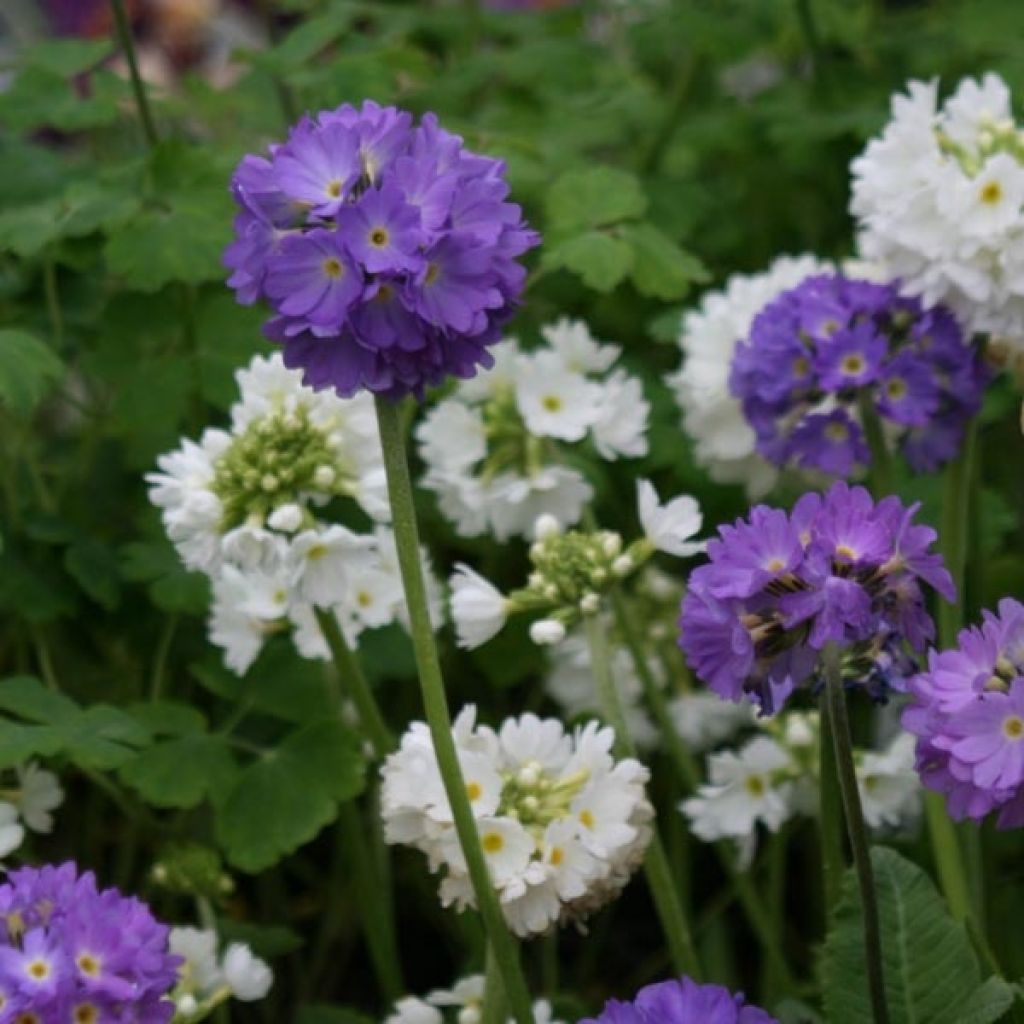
[
  {"xmin": 579, "ymin": 975, "xmax": 778, "ymax": 1024},
  {"xmin": 380, "ymin": 707, "xmax": 653, "ymax": 937},
  {"xmin": 151, "ymin": 354, "xmax": 442, "ymax": 675},
  {"xmin": 0, "ymin": 862, "xmax": 180, "ymax": 1020},
  {"xmin": 904, "ymin": 597, "xmax": 1024, "ymax": 827},
  {"xmin": 679, "ymin": 481, "xmax": 953, "ymax": 713},
  {"xmin": 670, "ymin": 254, "xmax": 832, "ymax": 497},
  {"xmin": 852, "ymin": 73, "xmax": 1024, "ymax": 364},
  {"xmin": 416, "ymin": 319, "xmax": 650, "ymax": 540},
  {"xmin": 224, "ymin": 101, "xmax": 539, "ymax": 397}
]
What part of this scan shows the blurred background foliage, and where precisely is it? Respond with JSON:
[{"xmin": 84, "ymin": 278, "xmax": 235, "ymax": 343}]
[{"xmin": 1, "ymin": 0, "xmax": 1024, "ymax": 1020}]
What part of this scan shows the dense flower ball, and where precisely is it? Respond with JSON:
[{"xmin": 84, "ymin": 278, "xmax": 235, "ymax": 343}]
[
  {"xmin": 852, "ymin": 73, "xmax": 1024, "ymax": 361},
  {"xmin": 380, "ymin": 706, "xmax": 652, "ymax": 938},
  {"xmin": 0, "ymin": 862, "xmax": 180, "ymax": 1022},
  {"xmin": 679, "ymin": 482, "xmax": 954, "ymax": 713},
  {"xmin": 903, "ymin": 598, "xmax": 1024, "ymax": 827},
  {"xmin": 730, "ymin": 273, "xmax": 986, "ymax": 476},
  {"xmin": 224, "ymin": 101, "xmax": 539, "ymax": 397},
  {"xmin": 579, "ymin": 976, "xmax": 777, "ymax": 1024},
  {"xmin": 670, "ymin": 254, "xmax": 831, "ymax": 497}
]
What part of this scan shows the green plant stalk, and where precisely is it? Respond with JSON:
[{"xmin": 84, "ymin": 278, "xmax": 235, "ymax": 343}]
[
  {"xmin": 582, "ymin": 612, "xmax": 701, "ymax": 978},
  {"xmin": 822, "ymin": 645, "xmax": 889, "ymax": 1024},
  {"xmin": 339, "ymin": 800, "xmax": 405, "ymax": 1002},
  {"xmin": 609, "ymin": 592, "xmax": 795, "ymax": 987},
  {"xmin": 858, "ymin": 395, "xmax": 895, "ymax": 498},
  {"xmin": 818, "ymin": 695, "xmax": 846, "ymax": 919},
  {"xmin": 108, "ymin": 0, "xmax": 159, "ymax": 148},
  {"xmin": 482, "ymin": 943, "xmax": 508, "ymax": 1024},
  {"xmin": 938, "ymin": 417, "xmax": 977, "ymax": 649},
  {"xmin": 374, "ymin": 396, "xmax": 535, "ymax": 1024},
  {"xmin": 923, "ymin": 792, "xmax": 972, "ymax": 923},
  {"xmin": 315, "ymin": 606, "xmax": 396, "ymax": 758}
]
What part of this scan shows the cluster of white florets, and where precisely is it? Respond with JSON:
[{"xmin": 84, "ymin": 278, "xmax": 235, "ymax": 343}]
[
  {"xmin": 380, "ymin": 707, "xmax": 652, "ymax": 938},
  {"xmin": 681, "ymin": 711, "xmax": 921, "ymax": 866},
  {"xmin": 416, "ymin": 319, "xmax": 650, "ymax": 540},
  {"xmin": 449, "ymin": 484, "xmax": 703, "ymax": 651},
  {"xmin": 669, "ymin": 254, "xmax": 832, "ymax": 497},
  {"xmin": 852, "ymin": 73, "xmax": 1024, "ymax": 361},
  {"xmin": 149, "ymin": 354, "xmax": 439, "ymax": 673}
]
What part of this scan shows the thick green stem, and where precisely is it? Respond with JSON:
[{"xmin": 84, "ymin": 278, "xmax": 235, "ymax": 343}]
[
  {"xmin": 822, "ymin": 645, "xmax": 889, "ymax": 1024},
  {"xmin": 108, "ymin": 0, "xmax": 159, "ymax": 148},
  {"xmin": 374, "ymin": 397, "xmax": 534, "ymax": 1024},
  {"xmin": 924, "ymin": 792, "xmax": 972, "ymax": 923},
  {"xmin": 938, "ymin": 417, "xmax": 977, "ymax": 648},
  {"xmin": 315, "ymin": 606, "xmax": 395, "ymax": 758},
  {"xmin": 482, "ymin": 944, "xmax": 508, "ymax": 1024},
  {"xmin": 610, "ymin": 592, "xmax": 795, "ymax": 987},
  {"xmin": 858, "ymin": 395, "xmax": 895, "ymax": 498},
  {"xmin": 582, "ymin": 612, "xmax": 701, "ymax": 978},
  {"xmin": 339, "ymin": 800, "xmax": 404, "ymax": 1002},
  {"xmin": 818, "ymin": 695, "xmax": 846, "ymax": 919}
]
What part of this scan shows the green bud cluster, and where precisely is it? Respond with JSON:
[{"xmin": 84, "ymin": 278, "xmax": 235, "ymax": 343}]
[
  {"xmin": 212, "ymin": 407, "xmax": 349, "ymax": 531},
  {"xmin": 151, "ymin": 842, "xmax": 235, "ymax": 901},
  {"xmin": 497, "ymin": 762, "xmax": 589, "ymax": 837},
  {"xmin": 936, "ymin": 116, "xmax": 1024, "ymax": 175}
]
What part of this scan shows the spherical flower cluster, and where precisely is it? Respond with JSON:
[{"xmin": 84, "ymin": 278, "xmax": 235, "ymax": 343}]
[
  {"xmin": 169, "ymin": 927, "xmax": 273, "ymax": 1018},
  {"xmin": 150, "ymin": 354, "xmax": 440, "ymax": 674},
  {"xmin": 579, "ymin": 976, "xmax": 777, "ymax": 1024},
  {"xmin": 0, "ymin": 862, "xmax": 180, "ymax": 1022},
  {"xmin": 380, "ymin": 707, "xmax": 653, "ymax": 938},
  {"xmin": 670, "ymin": 254, "xmax": 831, "ymax": 497},
  {"xmin": 679, "ymin": 482, "xmax": 954, "ymax": 713},
  {"xmin": 852, "ymin": 73, "xmax": 1024, "ymax": 360},
  {"xmin": 903, "ymin": 597, "xmax": 1024, "ymax": 827},
  {"xmin": 224, "ymin": 101, "xmax": 539, "ymax": 397},
  {"xmin": 385, "ymin": 975, "xmax": 563, "ymax": 1024},
  {"xmin": 730, "ymin": 273, "xmax": 986, "ymax": 476},
  {"xmin": 682, "ymin": 711, "xmax": 919, "ymax": 865},
  {"xmin": 451, "ymin": 483, "xmax": 702, "ymax": 651},
  {"xmin": 416, "ymin": 319, "xmax": 650, "ymax": 540},
  {"xmin": 0, "ymin": 762, "xmax": 63, "ymax": 860}
]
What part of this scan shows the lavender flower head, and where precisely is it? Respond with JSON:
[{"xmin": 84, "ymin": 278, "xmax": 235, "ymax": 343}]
[
  {"xmin": 729, "ymin": 273, "xmax": 987, "ymax": 476},
  {"xmin": 579, "ymin": 976, "xmax": 777, "ymax": 1024},
  {"xmin": 224, "ymin": 100, "xmax": 539, "ymax": 398},
  {"xmin": 903, "ymin": 598, "xmax": 1024, "ymax": 828},
  {"xmin": 0, "ymin": 862, "xmax": 180, "ymax": 1022},
  {"xmin": 679, "ymin": 482, "xmax": 954, "ymax": 713}
]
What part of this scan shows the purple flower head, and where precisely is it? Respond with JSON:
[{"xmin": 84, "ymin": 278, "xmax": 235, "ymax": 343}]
[
  {"xmin": 680, "ymin": 482, "xmax": 953, "ymax": 713},
  {"xmin": 904, "ymin": 598, "xmax": 1024, "ymax": 827},
  {"xmin": 0, "ymin": 863, "xmax": 180, "ymax": 1022},
  {"xmin": 225, "ymin": 101, "xmax": 539, "ymax": 398},
  {"xmin": 729, "ymin": 273, "xmax": 987, "ymax": 477},
  {"xmin": 580, "ymin": 976, "xmax": 778, "ymax": 1024}
]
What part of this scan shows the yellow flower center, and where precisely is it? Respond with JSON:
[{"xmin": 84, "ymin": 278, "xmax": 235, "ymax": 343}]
[
  {"xmin": 792, "ymin": 356, "xmax": 810, "ymax": 378},
  {"xmin": 466, "ymin": 782, "xmax": 483, "ymax": 802},
  {"xmin": 980, "ymin": 180, "xmax": 1003, "ymax": 205},
  {"xmin": 26, "ymin": 960, "xmax": 50, "ymax": 981},
  {"xmin": 579, "ymin": 809, "xmax": 595, "ymax": 829},
  {"xmin": 541, "ymin": 395, "xmax": 563, "ymax": 413},
  {"xmin": 549, "ymin": 846, "xmax": 564, "ymax": 866},
  {"xmin": 425, "ymin": 262, "xmax": 441, "ymax": 285},
  {"xmin": 76, "ymin": 953, "xmax": 101, "ymax": 978},
  {"xmin": 369, "ymin": 227, "xmax": 390, "ymax": 247},
  {"xmin": 322, "ymin": 257, "xmax": 345, "ymax": 279},
  {"xmin": 886, "ymin": 377, "xmax": 907, "ymax": 399},
  {"xmin": 74, "ymin": 1007, "xmax": 100, "ymax": 1024},
  {"xmin": 825, "ymin": 421, "xmax": 849, "ymax": 443},
  {"xmin": 841, "ymin": 354, "xmax": 866, "ymax": 375},
  {"xmin": 482, "ymin": 831, "xmax": 505, "ymax": 854},
  {"xmin": 745, "ymin": 775, "xmax": 766, "ymax": 797},
  {"xmin": 1003, "ymin": 715, "xmax": 1024, "ymax": 740},
  {"xmin": 765, "ymin": 557, "xmax": 786, "ymax": 572},
  {"xmin": 356, "ymin": 591, "xmax": 373, "ymax": 608},
  {"xmin": 326, "ymin": 180, "xmax": 343, "ymax": 198}
]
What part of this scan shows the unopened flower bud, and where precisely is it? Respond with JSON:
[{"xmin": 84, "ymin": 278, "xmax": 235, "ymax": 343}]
[
  {"xmin": 601, "ymin": 533, "xmax": 622, "ymax": 557},
  {"xmin": 313, "ymin": 465, "xmax": 336, "ymax": 489},
  {"xmin": 612, "ymin": 554, "xmax": 635, "ymax": 577},
  {"xmin": 580, "ymin": 592, "xmax": 601, "ymax": 615},
  {"xmin": 268, "ymin": 503, "xmax": 303, "ymax": 533},
  {"xmin": 530, "ymin": 619, "xmax": 566, "ymax": 646},
  {"xmin": 261, "ymin": 473, "xmax": 278, "ymax": 492},
  {"xmin": 534, "ymin": 514, "xmax": 562, "ymax": 541}
]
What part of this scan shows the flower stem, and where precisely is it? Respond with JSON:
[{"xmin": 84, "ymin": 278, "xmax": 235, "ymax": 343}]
[
  {"xmin": 610, "ymin": 592, "xmax": 794, "ymax": 987},
  {"xmin": 374, "ymin": 396, "xmax": 535, "ymax": 1024},
  {"xmin": 858, "ymin": 395, "xmax": 895, "ymax": 498},
  {"xmin": 108, "ymin": 0, "xmax": 159, "ymax": 148},
  {"xmin": 817, "ymin": 694, "xmax": 846, "ymax": 918},
  {"xmin": 315, "ymin": 606, "xmax": 395, "ymax": 758},
  {"xmin": 938, "ymin": 416, "xmax": 977, "ymax": 648},
  {"xmin": 482, "ymin": 943, "xmax": 508, "ymax": 1024},
  {"xmin": 822, "ymin": 644, "xmax": 889, "ymax": 1024},
  {"xmin": 583, "ymin": 611, "xmax": 701, "ymax": 978},
  {"xmin": 923, "ymin": 792, "xmax": 972, "ymax": 923}
]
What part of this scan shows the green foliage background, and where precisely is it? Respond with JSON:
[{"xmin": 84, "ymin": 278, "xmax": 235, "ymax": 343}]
[{"xmin": 2, "ymin": 0, "xmax": 1024, "ymax": 1019}]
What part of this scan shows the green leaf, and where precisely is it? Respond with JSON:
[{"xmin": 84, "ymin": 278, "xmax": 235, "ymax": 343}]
[
  {"xmin": 0, "ymin": 721, "xmax": 63, "ymax": 769},
  {"xmin": 821, "ymin": 847, "xmax": 1015, "ymax": 1024},
  {"xmin": 119, "ymin": 541, "xmax": 210, "ymax": 615},
  {"xmin": 126, "ymin": 700, "xmax": 207, "ymax": 736},
  {"xmin": 0, "ymin": 330, "xmax": 64, "ymax": 416},
  {"xmin": 64, "ymin": 538, "xmax": 122, "ymax": 611},
  {"xmin": 542, "ymin": 231, "xmax": 633, "ymax": 292},
  {"xmin": 545, "ymin": 167, "xmax": 647, "ymax": 235},
  {"xmin": 18, "ymin": 39, "xmax": 114, "ymax": 76},
  {"xmin": 215, "ymin": 721, "xmax": 366, "ymax": 872},
  {"xmin": 0, "ymin": 675, "xmax": 79, "ymax": 724},
  {"xmin": 620, "ymin": 222, "xmax": 709, "ymax": 300},
  {"xmin": 193, "ymin": 293, "xmax": 270, "ymax": 409},
  {"xmin": 120, "ymin": 734, "xmax": 239, "ymax": 809}
]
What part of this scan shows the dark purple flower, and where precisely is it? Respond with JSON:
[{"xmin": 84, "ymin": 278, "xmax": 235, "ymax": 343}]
[
  {"xmin": 225, "ymin": 101, "xmax": 539, "ymax": 398},
  {"xmin": 729, "ymin": 273, "xmax": 987, "ymax": 477},
  {"xmin": 904, "ymin": 598, "xmax": 1024, "ymax": 827},
  {"xmin": 680, "ymin": 482, "xmax": 952, "ymax": 712},
  {"xmin": 580, "ymin": 976, "xmax": 777, "ymax": 1024},
  {"xmin": 0, "ymin": 862, "xmax": 180, "ymax": 1021}
]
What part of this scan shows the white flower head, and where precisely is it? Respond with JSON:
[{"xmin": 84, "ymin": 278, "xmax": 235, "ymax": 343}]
[
  {"xmin": 450, "ymin": 564, "xmax": 508, "ymax": 650},
  {"xmin": 636, "ymin": 480, "xmax": 704, "ymax": 558}
]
